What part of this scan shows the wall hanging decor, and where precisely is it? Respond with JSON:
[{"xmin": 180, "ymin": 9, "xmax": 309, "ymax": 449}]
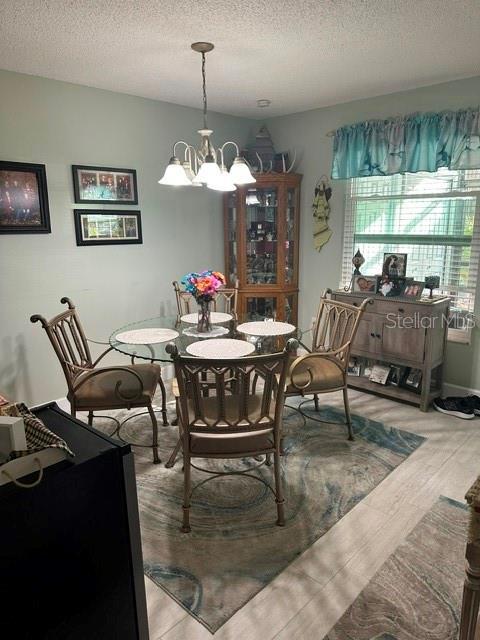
[
  {"xmin": 72, "ymin": 165, "xmax": 138, "ymax": 204},
  {"xmin": 0, "ymin": 161, "xmax": 51, "ymax": 234},
  {"xmin": 73, "ymin": 210, "xmax": 142, "ymax": 246},
  {"xmin": 312, "ymin": 176, "xmax": 332, "ymax": 251}
]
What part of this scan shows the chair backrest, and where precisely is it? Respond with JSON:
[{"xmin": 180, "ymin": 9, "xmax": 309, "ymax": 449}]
[
  {"xmin": 172, "ymin": 281, "xmax": 238, "ymax": 319},
  {"xmin": 312, "ymin": 290, "xmax": 371, "ymax": 369},
  {"xmin": 30, "ymin": 297, "xmax": 92, "ymax": 393},
  {"xmin": 167, "ymin": 340, "xmax": 296, "ymax": 438}
]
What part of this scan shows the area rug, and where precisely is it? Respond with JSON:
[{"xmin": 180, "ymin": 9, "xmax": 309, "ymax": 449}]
[
  {"xmin": 324, "ymin": 495, "xmax": 468, "ymax": 640},
  {"xmin": 93, "ymin": 398, "xmax": 425, "ymax": 633}
]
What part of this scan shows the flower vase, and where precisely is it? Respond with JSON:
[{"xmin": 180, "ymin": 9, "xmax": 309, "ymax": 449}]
[{"xmin": 197, "ymin": 299, "xmax": 212, "ymax": 333}]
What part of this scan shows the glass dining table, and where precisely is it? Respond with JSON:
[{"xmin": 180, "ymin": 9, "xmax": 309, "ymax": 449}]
[{"xmin": 109, "ymin": 313, "xmax": 303, "ymax": 468}]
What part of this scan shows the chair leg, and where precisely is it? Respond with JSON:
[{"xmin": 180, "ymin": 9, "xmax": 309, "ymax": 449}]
[
  {"xmin": 273, "ymin": 449, "xmax": 285, "ymax": 527},
  {"xmin": 87, "ymin": 411, "xmax": 94, "ymax": 426},
  {"xmin": 459, "ymin": 542, "xmax": 480, "ymax": 640},
  {"xmin": 343, "ymin": 387, "xmax": 354, "ymax": 441},
  {"xmin": 313, "ymin": 393, "xmax": 320, "ymax": 411},
  {"xmin": 165, "ymin": 438, "xmax": 182, "ymax": 469},
  {"xmin": 265, "ymin": 453, "xmax": 272, "ymax": 466},
  {"xmin": 147, "ymin": 404, "xmax": 160, "ymax": 464},
  {"xmin": 157, "ymin": 373, "xmax": 169, "ymax": 426},
  {"xmin": 181, "ymin": 450, "xmax": 192, "ymax": 533}
]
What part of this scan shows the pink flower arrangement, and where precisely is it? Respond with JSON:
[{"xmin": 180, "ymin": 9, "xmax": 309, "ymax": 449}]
[{"xmin": 181, "ymin": 270, "xmax": 226, "ymax": 302}]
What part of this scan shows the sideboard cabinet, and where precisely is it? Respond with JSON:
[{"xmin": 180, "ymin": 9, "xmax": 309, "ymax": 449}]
[
  {"xmin": 224, "ymin": 173, "xmax": 302, "ymax": 324},
  {"xmin": 331, "ymin": 291, "xmax": 450, "ymax": 411}
]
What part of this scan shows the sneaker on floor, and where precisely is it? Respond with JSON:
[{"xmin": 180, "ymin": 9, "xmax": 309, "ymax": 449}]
[
  {"xmin": 433, "ymin": 396, "xmax": 475, "ymax": 420},
  {"xmin": 465, "ymin": 395, "xmax": 480, "ymax": 416}
]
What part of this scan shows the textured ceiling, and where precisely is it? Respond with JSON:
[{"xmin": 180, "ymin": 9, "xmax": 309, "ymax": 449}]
[{"xmin": 1, "ymin": 0, "xmax": 480, "ymax": 118}]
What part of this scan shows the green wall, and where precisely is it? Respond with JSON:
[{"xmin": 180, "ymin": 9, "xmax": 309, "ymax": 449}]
[
  {"xmin": 265, "ymin": 75, "xmax": 480, "ymax": 390},
  {"xmin": 0, "ymin": 70, "xmax": 252, "ymax": 405}
]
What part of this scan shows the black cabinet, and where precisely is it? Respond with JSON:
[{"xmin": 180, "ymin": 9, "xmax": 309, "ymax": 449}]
[{"xmin": 0, "ymin": 403, "xmax": 148, "ymax": 640}]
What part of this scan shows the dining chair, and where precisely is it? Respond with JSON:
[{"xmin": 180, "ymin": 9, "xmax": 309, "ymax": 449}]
[
  {"xmin": 459, "ymin": 475, "xmax": 480, "ymax": 640},
  {"xmin": 166, "ymin": 339, "xmax": 297, "ymax": 532},
  {"xmin": 285, "ymin": 289, "xmax": 372, "ymax": 440},
  {"xmin": 172, "ymin": 280, "xmax": 238, "ymax": 323},
  {"xmin": 31, "ymin": 297, "xmax": 162, "ymax": 463}
]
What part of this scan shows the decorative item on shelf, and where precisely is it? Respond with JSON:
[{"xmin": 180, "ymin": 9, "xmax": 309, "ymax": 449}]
[
  {"xmin": 0, "ymin": 161, "xmax": 51, "ymax": 234},
  {"xmin": 347, "ymin": 358, "xmax": 361, "ymax": 376},
  {"xmin": 158, "ymin": 42, "xmax": 255, "ymax": 191},
  {"xmin": 180, "ymin": 270, "xmax": 226, "ymax": 333},
  {"xmin": 312, "ymin": 176, "xmax": 333, "ymax": 252},
  {"xmin": 389, "ymin": 365, "xmax": 406, "ymax": 386},
  {"xmin": 382, "ymin": 252, "xmax": 407, "ymax": 278},
  {"xmin": 378, "ymin": 275, "xmax": 407, "ymax": 297},
  {"xmin": 369, "ymin": 364, "xmax": 391, "ymax": 385},
  {"xmin": 403, "ymin": 280, "xmax": 425, "ymax": 299},
  {"xmin": 353, "ymin": 275, "xmax": 378, "ymax": 293},
  {"xmin": 242, "ymin": 125, "xmax": 296, "ymax": 174},
  {"xmin": 402, "ymin": 368, "xmax": 423, "ymax": 392},
  {"xmin": 425, "ymin": 275, "xmax": 440, "ymax": 298},
  {"xmin": 352, "ymin": 249, "xmax": 365, "ymax": 275}
]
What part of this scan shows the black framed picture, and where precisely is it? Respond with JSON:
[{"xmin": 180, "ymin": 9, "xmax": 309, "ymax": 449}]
[
  {"xmin": 72, "ymin": 165, "xmax": 138, "ymax": 204},
  {"xmin": 378, "ymin": 275, "xmax": 407, "ymax": 297},
  {"xmin": 382, "ymin": 252, "xmax": 407, "ymax": 278},
  {"xmin": 0, "ymin": 161, "xmax": 51, "ymax": 234},
  {"xmin": 74, "ymin": 210, "xmax": 142, "ymax": 246}
]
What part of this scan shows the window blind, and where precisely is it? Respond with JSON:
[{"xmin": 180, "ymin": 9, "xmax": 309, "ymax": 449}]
[{"xmin": 341, "ymin": 168, "xmax": 480, "ymax": 328}]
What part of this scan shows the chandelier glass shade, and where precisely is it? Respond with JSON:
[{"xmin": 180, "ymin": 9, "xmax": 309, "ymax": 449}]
[{"xmin": 158, "ymin": 42, "xmax": 255, "ymax": 190}]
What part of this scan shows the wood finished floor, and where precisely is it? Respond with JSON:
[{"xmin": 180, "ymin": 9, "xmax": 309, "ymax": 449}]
[{"xmin": 136, "ymin": 389, "xmax": 480, "ymax": 639}]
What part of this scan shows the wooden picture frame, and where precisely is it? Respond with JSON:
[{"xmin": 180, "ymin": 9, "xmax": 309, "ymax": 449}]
[
  {"xmin": 72, "ymin": 165, "xmax": 138, "ymax": 204},
  {"xmin": 0, "ymin": 161, "xmax": 51, "ymax": 234},
  {"xmin": 74, "ymin": 210, "xmax": 142, "ymax": 246}
]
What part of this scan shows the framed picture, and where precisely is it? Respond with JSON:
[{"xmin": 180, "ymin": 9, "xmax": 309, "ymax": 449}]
[
  {"xmin": 347, "ymin": 358, "xmax": 362, "ymax": 376},
  {"xmin": 403, "ymin": 280, "xmax": 425, "ymax": 299},
  {"xmin": 382, "ymin": 252, "xmax": 407, "ymax": 278},
  {"xmin": 369, "ymin": 364, "xmax": 391, "ymax": 385},
  {"xmin": 0, "ymin": 161, "xmax": 51, "ymax": 234},
  {"xmin": 403, "ymin": 367, "xmax": 422, "ymax": 391},
  {"xmin": 378, "ymin": 275, "xmax": 407, "ymax": 297},
  {"xmin": 72, "ymin": 165, "xmax": 138, "ymax": 204},
  {"xmin": 389, "ymin": 365, "xmax": 406, "ymax": 386},
  {"xmin": 74, "ymin": 210, "xmax": 142, "ymax": 246},
  {"xmin": 353, "ymin": 275, "xmax": 378, "ymax": 293}
]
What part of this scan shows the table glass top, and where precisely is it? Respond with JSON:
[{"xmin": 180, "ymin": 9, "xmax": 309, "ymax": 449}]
[{"xmin": 109, "ymin": 315, "xmax": 302, "ymax": 362}]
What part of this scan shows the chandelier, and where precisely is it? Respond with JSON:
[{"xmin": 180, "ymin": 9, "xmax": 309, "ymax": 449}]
[{"xmin": 158, "ymin": 42, "xmax": 256, "ymax": 192}]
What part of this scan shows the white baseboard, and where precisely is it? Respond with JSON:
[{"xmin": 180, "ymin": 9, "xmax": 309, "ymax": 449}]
[{"xmin": 442, "ymin": 382, "xmax": 480, "ymax": 397}]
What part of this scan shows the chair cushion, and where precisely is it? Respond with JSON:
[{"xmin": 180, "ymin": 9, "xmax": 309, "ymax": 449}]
[
  {"xmin": 71, "ymin": 363, "xmax": 160, "ymax": 409},
  {"xmin": 184, "ymin": 394, "xmax": 275, "ymax": 456},
  {"xmin": 285, "ymin": 356, "xmax": 344, "ymax": 394}
]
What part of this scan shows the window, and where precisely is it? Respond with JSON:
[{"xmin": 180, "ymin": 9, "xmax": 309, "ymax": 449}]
[{"xmin": 341, "ymin": 168, "xmax": 480, "ymax": 340}]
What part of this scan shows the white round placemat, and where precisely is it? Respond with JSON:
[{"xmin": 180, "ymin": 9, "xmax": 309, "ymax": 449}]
[
  {"xmin": 115, "ymin": 328, "xmax": 179, "ymax": 344},
  {"xmin": 183, "ymin": 326, "xmax": 229, "ymax": 339},
  {"xmin": 181, "ymin": 311, "xmax": 232, "ymax": 324},
  {"xmin": 236, "ymin": 321, "xmax": 296, "ymax": 336},
  {"xmin": 186, "ymin": 338, "xmax": 255, "ymax": 359}
]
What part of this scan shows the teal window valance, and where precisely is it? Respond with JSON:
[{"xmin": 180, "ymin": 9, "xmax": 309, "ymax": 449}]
[{"xmin": 332, "ymin": 108, "xmax": 480, "ymax": 179}]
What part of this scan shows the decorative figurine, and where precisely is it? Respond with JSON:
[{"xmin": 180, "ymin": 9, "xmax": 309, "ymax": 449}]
[
  {"xmin": 312, "ymin": 176, "xmax": 333, "ymax": 252},
  {"xmin": 352, "ymin": 250, "xmax": 365, "ymax": 275},
  {"xmin": 425, "ymin": 275, "xmax": 440, "ymax": 298}
]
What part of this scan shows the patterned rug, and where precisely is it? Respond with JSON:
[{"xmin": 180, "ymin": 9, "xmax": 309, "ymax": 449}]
[
  {"xmin": 93, "ymin": 398, "xmax": 425, "ymax": 633},
  {"xmin": 324, "ymin": 496, "xmax": 468, "ymax": 640}
]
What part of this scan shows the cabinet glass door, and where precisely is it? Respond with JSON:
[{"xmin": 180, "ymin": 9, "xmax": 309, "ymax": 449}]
[
  {"xmin": 285, "ymin": 187, "xmax": 296, "ymax": 284},
  {"xmin": 226, "ymin": 192, "xmax": 237, "ymax": 285},
  {"xmin": 246, "ymin": 296, "xmax": 277, "ymax": 320},
  {"xmin": 245, "ymin": 187, "xmax": 278, "ymax": 285}
]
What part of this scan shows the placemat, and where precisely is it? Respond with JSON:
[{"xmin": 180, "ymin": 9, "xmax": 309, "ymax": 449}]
[
  {"xmin": 115, "ymin": 328, "xmax": 179, "ymax": 344},
  {"xmin": 183, "ymin": 326, "xmax": 229, "ymax": 338},
  {"xmin": 236, "ymin": 321, "xmax": 296, "ymax": 336},
  {"xmin": 186, "ymin": 338, "xmax": 255, "ymax": 359},
  {"xmin": 181, "ymin": 312, "xmax": 232, "ymax": 324}
]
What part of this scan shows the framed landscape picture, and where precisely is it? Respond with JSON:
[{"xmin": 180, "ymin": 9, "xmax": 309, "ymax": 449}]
[
  {"xmin": 0, "ymin": 161, "xmax": 51, "ymax": 234},
  {"xmin": 72, "ymin": 165, "xmax": 138, "ymax": 204},
  {"xmin": 74, "ymin": 210, "xmax": 142, "ymax": 246}
]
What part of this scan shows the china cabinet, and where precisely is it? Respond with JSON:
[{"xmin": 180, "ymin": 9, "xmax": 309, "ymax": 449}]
[{"xmin": 224, "ymin": 173, "xmax": 302, "ymax": 323}]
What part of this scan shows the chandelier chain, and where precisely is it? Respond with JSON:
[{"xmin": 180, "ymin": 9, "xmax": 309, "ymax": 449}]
[{"xmin": 201, "ymin": 52, "xmax": 208, "ymax": 130}]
